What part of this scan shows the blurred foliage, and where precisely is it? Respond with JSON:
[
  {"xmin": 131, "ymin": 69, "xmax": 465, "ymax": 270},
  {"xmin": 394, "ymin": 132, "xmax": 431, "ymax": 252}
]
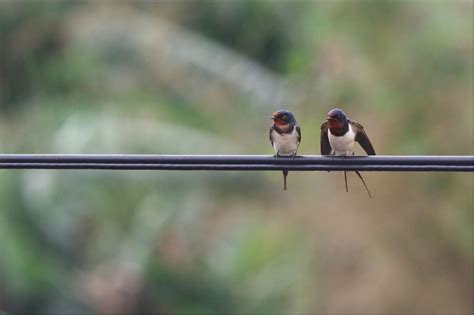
[
  {"xmin": 181, "ymin": 1, "xmax": 310, "ymax": 72},
  {"xmin": 0, "ymin": 1, "xmax": 472, "ymax": 314}
]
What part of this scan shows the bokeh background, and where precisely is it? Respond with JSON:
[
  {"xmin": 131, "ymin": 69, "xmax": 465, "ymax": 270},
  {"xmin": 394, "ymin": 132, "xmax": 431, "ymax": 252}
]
[{"xmin": 0, "ymin": 1, "xmax": 472, "ymax": 314}]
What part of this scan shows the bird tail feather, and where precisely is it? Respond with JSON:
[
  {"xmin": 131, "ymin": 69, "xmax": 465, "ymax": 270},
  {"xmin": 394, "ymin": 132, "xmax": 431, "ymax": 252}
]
[
  {"xmin": 344, "ymin": 171, "xmax": 348, "ymax": 192},
  {"xmin": 282, "ymin": 170, "xmax": 288, "ymax": 191},
  {"xmin": 355, "ymin": 171, "xmax": 372, "ymax": 198}
]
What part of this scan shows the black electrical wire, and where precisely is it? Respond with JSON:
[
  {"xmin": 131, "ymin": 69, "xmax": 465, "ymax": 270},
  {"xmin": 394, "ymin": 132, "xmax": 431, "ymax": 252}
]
[{"xmin": 0, "ymin": 155, "xmax": 472, "ymax": 171}]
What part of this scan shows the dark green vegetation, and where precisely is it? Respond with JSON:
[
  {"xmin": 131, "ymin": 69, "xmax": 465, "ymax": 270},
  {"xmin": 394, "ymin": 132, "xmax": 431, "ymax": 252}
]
[{"xmin": 0, "ymin": 1, "xmax": 472, "ymax": 314}]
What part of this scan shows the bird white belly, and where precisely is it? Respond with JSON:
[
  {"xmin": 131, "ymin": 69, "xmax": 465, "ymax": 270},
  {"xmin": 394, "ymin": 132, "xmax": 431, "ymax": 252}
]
[
  {"xmin": 328, "ymin": 126, "xmax": 355, "ymax": 156},
  {"xmin": 271, "ymin": 128, "xmax": 299, "ymax": 155}
]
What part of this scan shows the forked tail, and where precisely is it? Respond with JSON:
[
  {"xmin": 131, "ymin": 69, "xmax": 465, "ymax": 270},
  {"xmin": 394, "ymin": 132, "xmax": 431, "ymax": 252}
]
[
  {"xmin": 282, "ymin": 170, "xmax": 288, "ymax": 191},
  {"xmin": 344, "ymin": 171, "xmax": 348, "ymax": 192},
  {"xmin": 355, "ymin": 171, "xmax": 372, "ymax": 198}
]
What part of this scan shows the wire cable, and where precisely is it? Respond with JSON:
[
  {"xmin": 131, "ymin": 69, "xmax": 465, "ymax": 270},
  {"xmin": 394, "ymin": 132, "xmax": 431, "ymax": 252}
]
[{"xmin": 0, "ymin": 155, "xmax": 472, "ymax": 171}]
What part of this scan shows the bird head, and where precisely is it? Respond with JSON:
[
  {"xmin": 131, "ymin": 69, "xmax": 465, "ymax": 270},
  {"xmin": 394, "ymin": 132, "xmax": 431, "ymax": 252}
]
[
  {"xmin": 271, "ymin": 110, "xmax": 297, "ymax": 126},
  {"xmin": 327, "ymin": 108, "xmax": 348, "ymax": 130}
]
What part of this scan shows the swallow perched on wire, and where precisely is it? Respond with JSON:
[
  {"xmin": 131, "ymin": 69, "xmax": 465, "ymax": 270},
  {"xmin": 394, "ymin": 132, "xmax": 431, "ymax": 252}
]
[
  {"xmin": 320, "ymin": 108, "xmax": 375, "ymax": 198},
  {"xmin": 270, "ymin": 110, "xmax": 301, "ymax": 191}
]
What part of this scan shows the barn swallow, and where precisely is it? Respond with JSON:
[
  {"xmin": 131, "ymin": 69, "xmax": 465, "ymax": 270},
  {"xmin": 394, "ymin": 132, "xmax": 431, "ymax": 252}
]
[
  {"xmin": 320, "ymin": 108, "xmax": 375, "ymax": 198},
  {"xmin": 270, "ymin": 110, "xmax": 301, "ymax": 191}
]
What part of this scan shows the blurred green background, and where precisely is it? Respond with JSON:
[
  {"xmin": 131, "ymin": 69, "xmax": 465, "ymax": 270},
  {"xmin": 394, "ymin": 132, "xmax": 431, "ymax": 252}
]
[{"xmin": 0, "ymin": 1, "xmax": 472, "ymax": 314}]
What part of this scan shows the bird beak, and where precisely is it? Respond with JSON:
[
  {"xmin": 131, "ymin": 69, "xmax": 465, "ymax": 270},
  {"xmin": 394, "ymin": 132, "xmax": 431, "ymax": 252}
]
[
  {"xmin": 270, "ymin": 117, "xmax": 275, "ymax": 120},
  {"xmin": 327, "ymin": 116, "xmax": 336, "ymax": 121}
]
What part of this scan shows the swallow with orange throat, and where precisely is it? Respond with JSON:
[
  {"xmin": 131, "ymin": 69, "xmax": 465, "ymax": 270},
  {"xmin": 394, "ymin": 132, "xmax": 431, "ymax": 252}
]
[
  {"xmin": 320, "ymin": 108, "xmax": 375, "ymax": 198},
  {"xmin": 269, "ymin": 110, "xmax": 301, "ymax": 191}
]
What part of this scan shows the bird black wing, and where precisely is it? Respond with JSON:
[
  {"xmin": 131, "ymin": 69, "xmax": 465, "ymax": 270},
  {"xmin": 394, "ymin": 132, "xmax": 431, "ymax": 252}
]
[
  {"xmin": 320, "ymin": 121, "xmax": 332, "ymax": 155},
  {"xmin": 269, "ymin": 126, "xmax": 274, "ymax": 146},
  {"xmin": 296, "ymin": 125, "xmax": 301, "ymax": 144},
  {"xmin": 350, "ymin": 121, "xmax": 376, "ymax": 155}
]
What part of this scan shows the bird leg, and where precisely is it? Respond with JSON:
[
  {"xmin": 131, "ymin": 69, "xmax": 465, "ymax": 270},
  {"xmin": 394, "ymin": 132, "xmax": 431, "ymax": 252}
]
[{"xmin": 355, "ymin": 171, "xmax": 372, "ymax": 199}]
